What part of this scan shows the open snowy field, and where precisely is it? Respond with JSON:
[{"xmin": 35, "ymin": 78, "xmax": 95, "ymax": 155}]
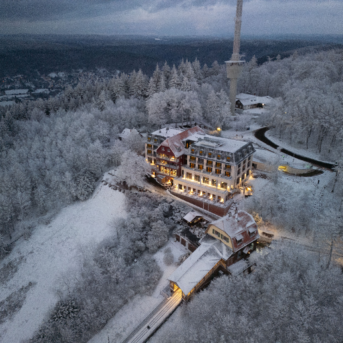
[{"xmin": 0, "ymin": 184, "xmax": 126, "ymax": 343}]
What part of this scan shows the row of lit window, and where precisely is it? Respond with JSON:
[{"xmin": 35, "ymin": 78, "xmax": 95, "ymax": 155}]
[
  {"xmin": 190, "ymin": 149, "xmax": 231, "ymax": 161},
  {"xmin": 187, "ymin": 166, "xmax": 231, "ymax": 176},
  {"xmin": 177, "ymin": 184, "xmax": 227, "ymax": 202},
  {"xmin": 190, "ymin": 156, "xmax": 232, "ymax": 167},
  {"xmin": 159, "ymin": 166, "xmax": 177, "ymax": 176},
  {"xmin": 184, "ymin": 172, "xmax": 229, "ymax": 189}
]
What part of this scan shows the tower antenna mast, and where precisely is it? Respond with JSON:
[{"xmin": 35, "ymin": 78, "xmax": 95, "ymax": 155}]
[{"xmin": 226, "ymin": 0, "xmax": 245, "ymax": 115}]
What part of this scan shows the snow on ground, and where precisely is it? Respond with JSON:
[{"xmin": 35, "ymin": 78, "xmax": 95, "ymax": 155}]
[
  {"xmin": 265, "ymin": 130, "xmax": 335, "ymax": 164},
  {"xmin": 89, "ymin": 239, "xmax": 188, "ymax": 343},
  {"xmin": 0, "ymin": 184, "xmax": 126, "ymax": 343}
]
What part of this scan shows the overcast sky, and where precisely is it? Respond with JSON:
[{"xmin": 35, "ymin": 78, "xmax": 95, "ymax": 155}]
[{"xmin": 0, "ymin": 0, "xmax": 342, "ymax": 36}]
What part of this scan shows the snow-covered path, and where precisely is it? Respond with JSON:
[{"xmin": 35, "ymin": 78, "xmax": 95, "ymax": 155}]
[{"xmin": 0, "ymin": 184, "xmax": 126, "ymax": 343}]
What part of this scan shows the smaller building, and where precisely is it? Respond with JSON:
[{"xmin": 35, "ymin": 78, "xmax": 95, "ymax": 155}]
[
  {"xmin": 236, "ymin": 93, "xmax": 273, "ymax": 110},
  {"xmin": 169, "ymin": 207, "xmax": 259, "ymax": 300}
]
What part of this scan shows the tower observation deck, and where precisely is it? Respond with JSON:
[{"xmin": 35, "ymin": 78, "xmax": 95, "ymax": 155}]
[{"xmin": 226, "ymin": 0, "xmax": 245, "ymax": 115}]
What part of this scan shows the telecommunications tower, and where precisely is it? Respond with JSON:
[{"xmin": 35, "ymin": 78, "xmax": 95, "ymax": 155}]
[{"xmin": 226, "ymin": 0, "xmax": 244, "ymax": 115}]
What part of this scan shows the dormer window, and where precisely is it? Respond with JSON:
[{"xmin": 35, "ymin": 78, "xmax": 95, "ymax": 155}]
[
  {"xmin": 248, "ymin": 227, "xmax": 257, "ymax": 236},
  {"xmin": 235, "ymin": 234, "xmax": 243, "ymax": 245},
  {"xmin": 226, "ymin": 156, "xmax": 231, "ymax": 161}
]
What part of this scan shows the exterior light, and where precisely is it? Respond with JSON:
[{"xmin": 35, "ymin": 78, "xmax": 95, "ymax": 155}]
[{"xmin": 217, "ymin": 127, "xmax": 221, "ymax": 131}]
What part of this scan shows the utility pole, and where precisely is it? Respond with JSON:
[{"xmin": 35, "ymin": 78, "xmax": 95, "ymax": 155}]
[{"xmin": 226, "ymin": 0, "xmax": 245, "ymax": 116}]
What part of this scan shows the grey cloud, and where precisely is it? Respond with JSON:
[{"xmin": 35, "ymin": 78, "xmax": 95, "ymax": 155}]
[{"xmin": 0, "ymin": 0, "xmax": 233, "ymax": 21}]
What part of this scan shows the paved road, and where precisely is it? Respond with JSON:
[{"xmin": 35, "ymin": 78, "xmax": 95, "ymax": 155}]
[
  {"xmin": 254, "ymin": 127, "xmax": 336, "ymax": 171},
  {"xmin": 122, "ymin": 289, "xmax": 183, "ymax": 343}
]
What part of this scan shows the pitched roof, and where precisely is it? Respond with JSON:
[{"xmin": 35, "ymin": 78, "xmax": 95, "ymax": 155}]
[
  {"xmin": 168, "ymin": 236, "xmax": 232, "ymax": 295},
  {"xmin": 158, "ymin": 126, "xmax": 205, "ymax": 157},
  {"xmin": 208, "ymin": 209, "xmax": 259, "ymax": 252}
]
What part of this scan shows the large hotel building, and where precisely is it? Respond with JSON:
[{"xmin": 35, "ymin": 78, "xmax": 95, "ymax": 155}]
[{"xmin": 145, "ymin": 126, "xmax": 255, "ymax": 215}]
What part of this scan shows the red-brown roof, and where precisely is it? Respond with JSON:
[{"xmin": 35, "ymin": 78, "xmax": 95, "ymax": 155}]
[{"xmin": 158, "ymin": 126, "xmax": 205, "ymax": 157}]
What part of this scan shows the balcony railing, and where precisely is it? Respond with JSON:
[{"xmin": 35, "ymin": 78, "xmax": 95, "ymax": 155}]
[
  {"xmin": 156, "ymin": 160, "xmax": 178, "ymax": 169},
  {"xmin": 157, "ymin": 154, "xmax": 177, "ymax": 162}
]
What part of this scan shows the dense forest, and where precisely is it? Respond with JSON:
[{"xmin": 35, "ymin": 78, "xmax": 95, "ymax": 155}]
[
  {"xmin": 0, "ymin": 44, "xmax": 343, "ymax": 342},
  {"xmin": 1, "ymin": 48, "xmax": 343, "ymax": 249}
]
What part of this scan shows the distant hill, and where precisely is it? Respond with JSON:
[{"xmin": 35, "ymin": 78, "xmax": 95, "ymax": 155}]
[{"xmin": 0, "ymin": 35, "xmax": 342, "ymax": 78}]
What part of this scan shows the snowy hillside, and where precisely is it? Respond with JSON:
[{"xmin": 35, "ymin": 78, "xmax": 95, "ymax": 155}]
[{"xmin": 0, "ymin": 185, "xmax": 126, "ymax": 343}]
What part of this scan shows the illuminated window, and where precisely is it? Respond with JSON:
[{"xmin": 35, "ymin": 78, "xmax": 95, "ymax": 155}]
[
  {"xmin": 186, "ymin": 172, "xmax": 192, "ymax": 179},
  {"xmin": 186, "ymin": 142, "xmax": 189, "ymax": 148},
  {"xmin": 217, "ymin": 154, "xmax": 221, "ymax": 159},
  {"xmin": 190, "ymin": 156, "xmax": 196, "ymax": 161},
  {"xmin": 154, "ymin": 138, "xmax": 158, "ymax": 143},
  {"xmin": 198, "ymin": 164, "xmax": 203, "ymax": 170},
  {"xmin": 225, "ymin": 164, "xmax": 231, "ymax": 170},
  {"xmin": 190, "ymin": 163, "xmax": 195, "ymax": 168},
  {"xmin": 208, "ymin": 152, "xmax": 212, "ymax": 157},
  {"xmin": 203, "ymin": 177, "xmax": 209, "ymax": 184},
  {"xmin": 206, "ymin": 167, "xmax": 212, "ymax": 173},
  {"xmin": 212, "ymin": 179, "xmax": 217, "ymax": 186},
  {"xmin": 147, "ymin": 137, "xmax": 151, "ymax": 141},
  {"xmin": 170, "ymin": 169, "xmax": 177, "ymax": 176},
  {"xmin": 191, "ymin": 148, "xmax": 195, "ymax": 153},
  {"xmin": 199, "ymin": 150, "xmax": 203, "ymax": 155},
  {"xmin": 194, "ymin": 175, "xmax": 200, "ymax": 182},
  {"xmin": 221, "ymin": 182, "xmax": 227, "ymax": 189},
  {"xmin": 207, "ymin": 160, "xmax": 213, "ymax": 166},
  {"xmin": 147, "ymin": 144, "xmax": 152, "ymax": 148},
  {"xmin": 215, "ymin": 169, "xmax": 221, "ymax": 174},
  {"xmin": 227, "ymin": 156, "xmax": 231, "ymax": 161},
  {"xmin": 147, "ymin": 150, "xmax": 152, "ymax": 154},
  {"xmin": 216, "ymin": 162, "xmax": 221, "ymax": 168},
  {"xmin": 225, "ymin": 171, "xmax": 231, "ymax": 177}
]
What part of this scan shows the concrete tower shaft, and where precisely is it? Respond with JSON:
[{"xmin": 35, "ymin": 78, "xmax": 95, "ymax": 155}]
[
  {"xmin": 226, "ymin": 0, "xmax": 245, "ymax": 116},
  {"xmin": 231, "ymin": 0, "xmax": 243, "ymax": 62}
]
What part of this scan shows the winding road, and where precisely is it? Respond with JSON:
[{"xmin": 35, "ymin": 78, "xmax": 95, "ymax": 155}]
[{"xmin": 254, "ymin": 127, "xmax": 337, "ymax": 171}]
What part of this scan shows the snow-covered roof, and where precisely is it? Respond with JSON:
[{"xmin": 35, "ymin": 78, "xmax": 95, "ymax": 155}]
[
  {"xmin": 183, "ymin": 211, "xmax": 203, "ymax": 223},
  {"xmin": 33, "ymin": 89, "xmax": 49, "ymax": 94},
  {"xmin": 5, "ymin": 89, "xmax": 29, "ymax": 95},
  {"xmin": 158, "ymin": 126, "xmax": 205, "ymax": 157},
  {"xmin": 183, "ymin": 211, "xmax": 212, "ymax": 223},
  {"xmin": 227, "ymin": 259, "xmax": 248, "ymax": 276},
  {"xmin": 151, "ymin": 127, "xmax": 184, "ymax": 139},
  {"xmin": 208, "ymin": 209, "xmax": 259, "ymax": 252},
  {"xmin": 168, "ymin": 236, "xmax": 232, "ymax": 295},
  {"xmin": 236, "ymin": 93, "xmax": 273, "ymax": 106},
  {"xmin": 191, "ymin": 135, "xmax": 248, "ymax": 154}
]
